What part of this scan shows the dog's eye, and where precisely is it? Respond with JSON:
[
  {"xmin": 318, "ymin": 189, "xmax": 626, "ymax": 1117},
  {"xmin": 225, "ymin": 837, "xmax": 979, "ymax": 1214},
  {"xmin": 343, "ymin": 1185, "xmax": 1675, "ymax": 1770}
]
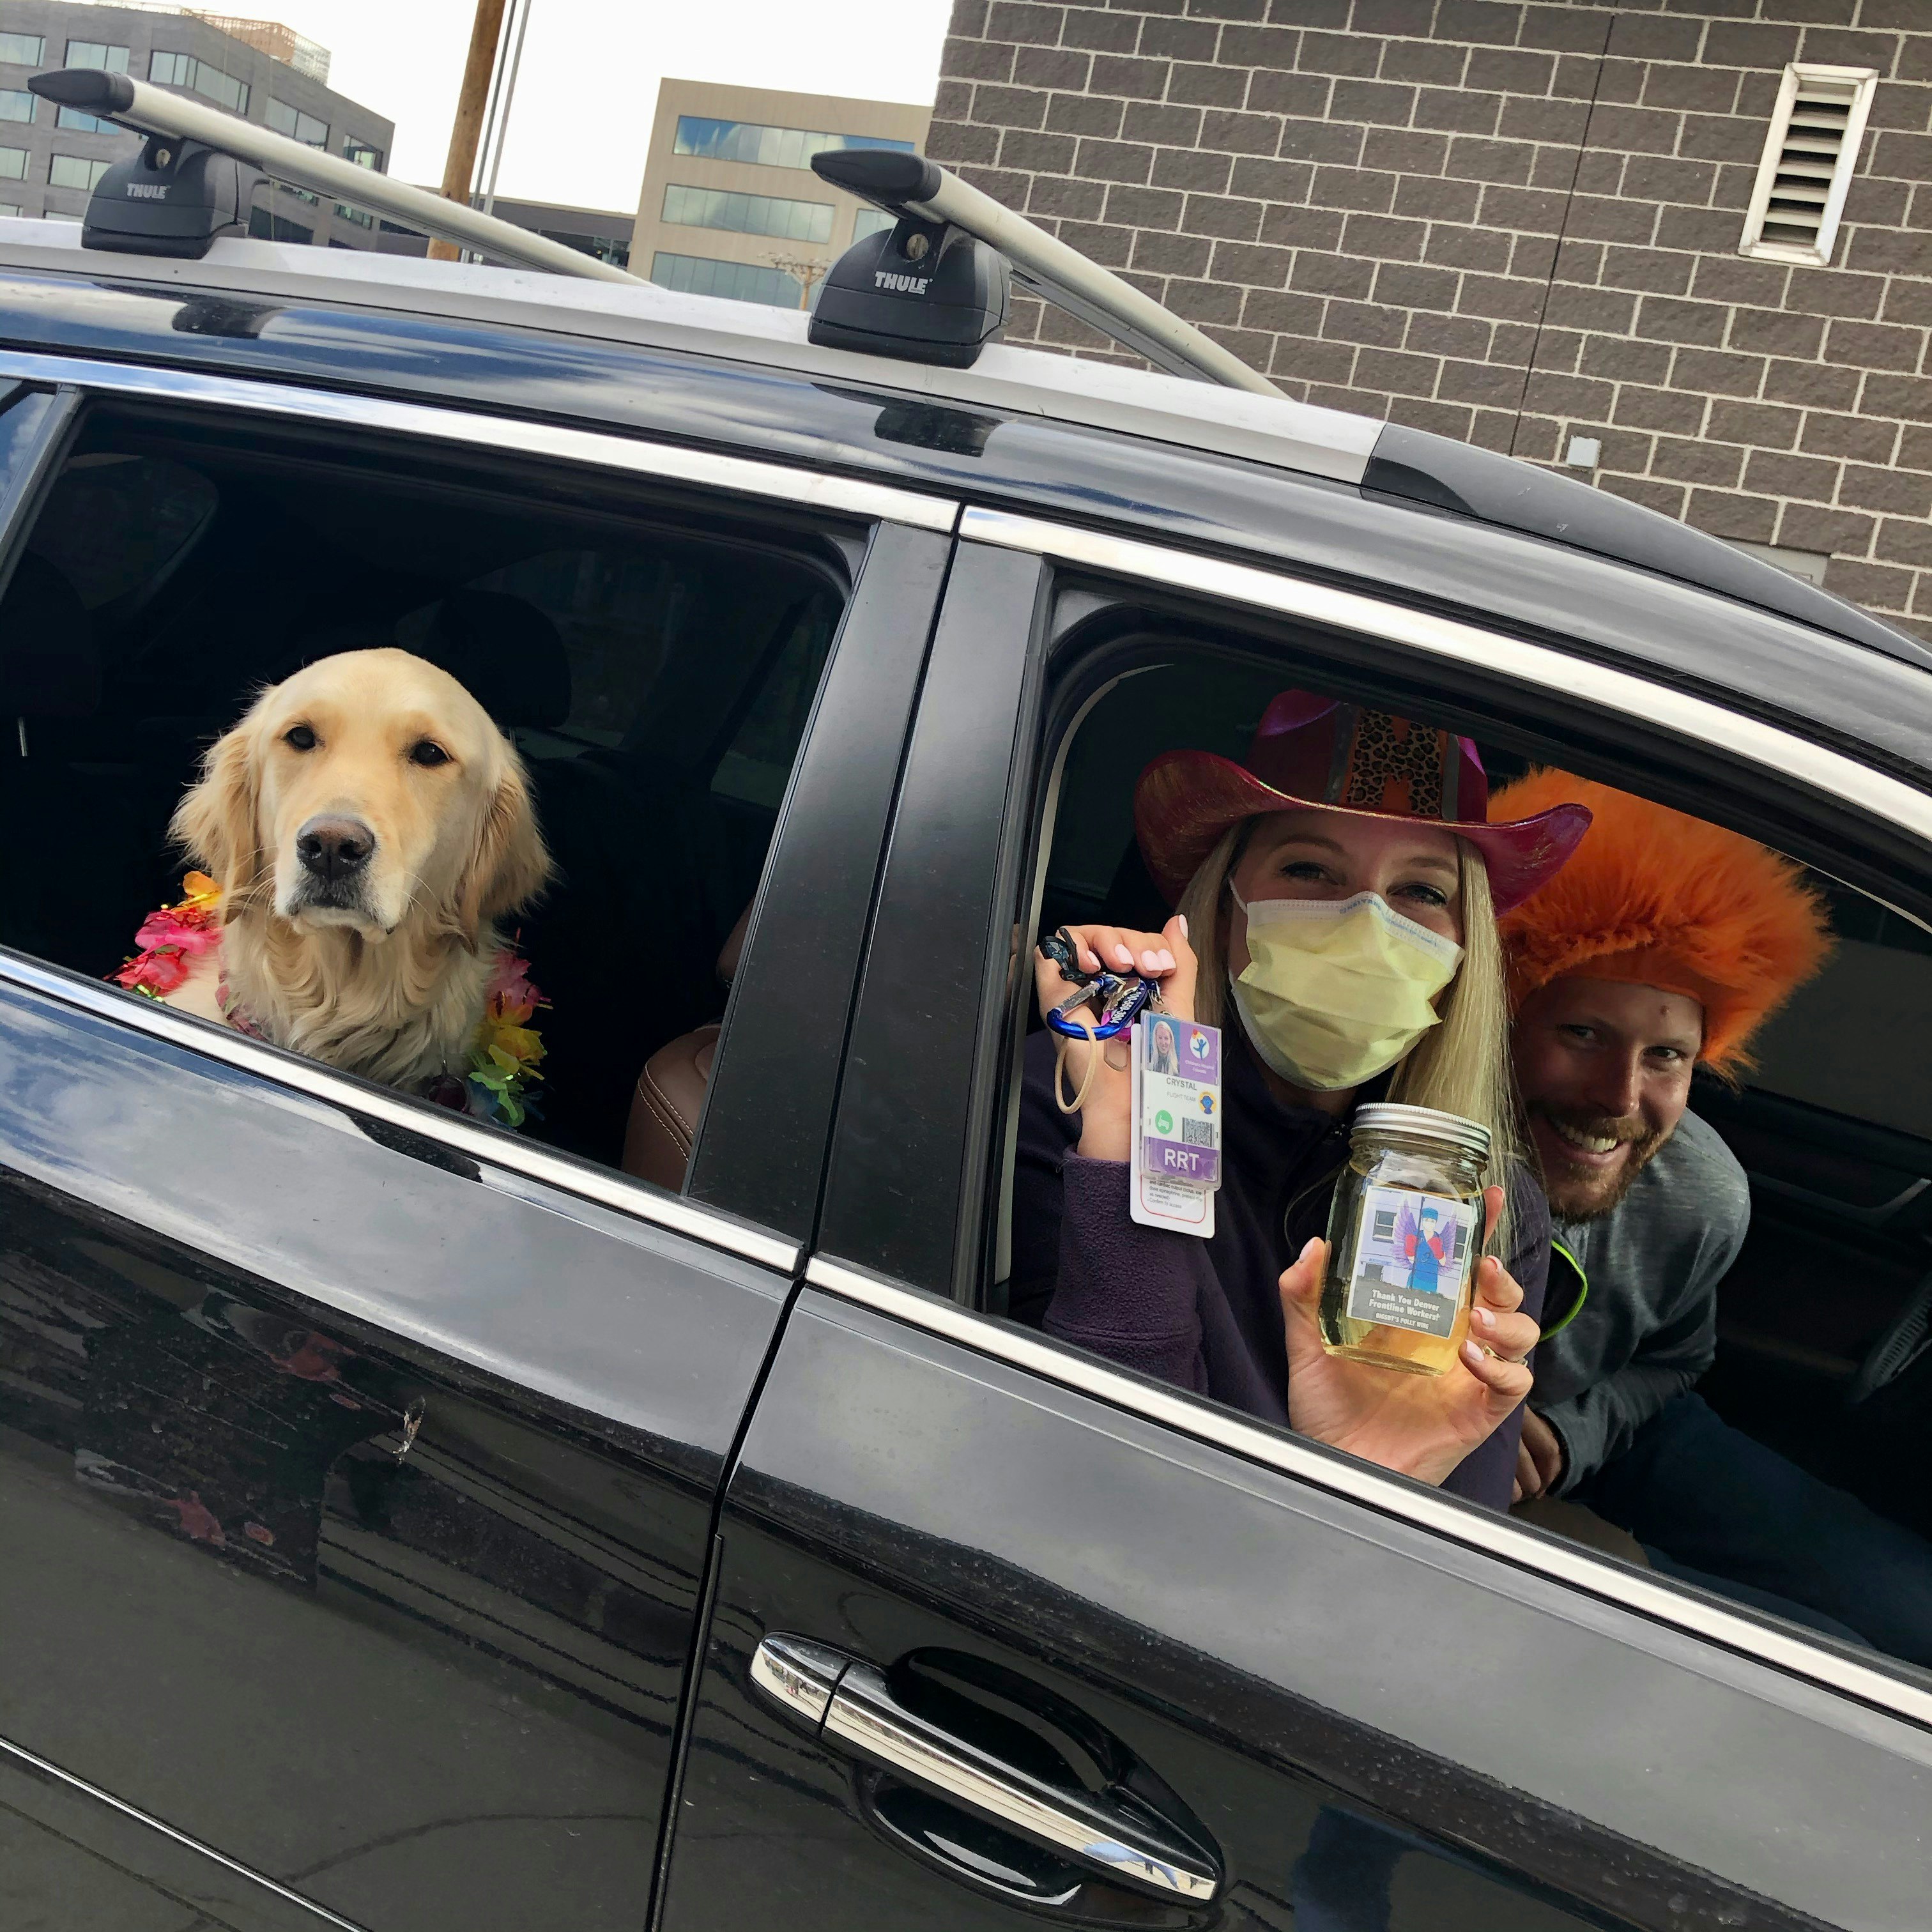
[
  {"xmin": 284, "ymin": 725, "xmax": 316, "ymax": 751},
  {"xmin": 409, "ymin": 740, "xmax": 450, "ymax": 769}
]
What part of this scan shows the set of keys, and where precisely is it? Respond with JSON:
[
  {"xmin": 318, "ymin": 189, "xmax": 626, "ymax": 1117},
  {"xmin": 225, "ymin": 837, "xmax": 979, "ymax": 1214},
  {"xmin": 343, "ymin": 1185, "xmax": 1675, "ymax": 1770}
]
[{"xmin": 1039, "ymin": 926, "xmax": 1162, "ymax": 1040}]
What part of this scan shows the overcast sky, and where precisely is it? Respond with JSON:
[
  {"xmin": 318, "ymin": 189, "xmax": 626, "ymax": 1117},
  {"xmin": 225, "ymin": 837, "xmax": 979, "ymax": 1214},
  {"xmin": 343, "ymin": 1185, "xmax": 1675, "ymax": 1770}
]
[{"xmin": 292, "ymin": 0, "xmax": 952, "ymax": 211}]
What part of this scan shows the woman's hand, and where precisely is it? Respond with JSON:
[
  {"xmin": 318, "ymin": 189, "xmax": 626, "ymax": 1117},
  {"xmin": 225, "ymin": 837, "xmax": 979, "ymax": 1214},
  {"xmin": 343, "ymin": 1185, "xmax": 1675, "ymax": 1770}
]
[
  {"xmin": 1278, "ymin": 1186, "xmax": 1538, "ymax": 1487},
  {"xmin": 1033, "ymin": 917, "xmax": 1195, "ymax": 1162}
]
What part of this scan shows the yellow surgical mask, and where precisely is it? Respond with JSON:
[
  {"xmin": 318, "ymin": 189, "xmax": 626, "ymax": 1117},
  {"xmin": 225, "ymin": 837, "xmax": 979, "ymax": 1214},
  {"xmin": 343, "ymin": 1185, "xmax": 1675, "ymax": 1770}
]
[{"xmin": 1229, "ymin": 886, "xmax": 1463, "ymax": 1092}]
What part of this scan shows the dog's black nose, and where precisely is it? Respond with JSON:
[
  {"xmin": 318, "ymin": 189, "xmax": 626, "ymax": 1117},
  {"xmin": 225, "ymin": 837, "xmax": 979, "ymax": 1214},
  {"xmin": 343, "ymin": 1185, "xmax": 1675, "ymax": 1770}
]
[{"xmin": 296, "ymin": 817, "xmax": 374, "ymax": 882}]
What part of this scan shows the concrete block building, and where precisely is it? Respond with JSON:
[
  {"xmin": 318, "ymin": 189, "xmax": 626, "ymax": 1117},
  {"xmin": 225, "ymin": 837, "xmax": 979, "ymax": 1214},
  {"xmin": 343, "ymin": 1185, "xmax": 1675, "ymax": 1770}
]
[
  {"xmin": 929, "ymin": 0, "xmax": 1932, "ymax": 639},
  {"xmin": 0, "ymin": 3, "xmax": 395, "ymax": 250}
]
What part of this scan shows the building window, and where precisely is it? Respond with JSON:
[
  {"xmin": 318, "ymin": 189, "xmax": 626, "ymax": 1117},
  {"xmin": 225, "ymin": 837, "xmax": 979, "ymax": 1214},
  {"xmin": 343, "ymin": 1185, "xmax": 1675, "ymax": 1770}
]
[
  {"xmin": 280, "ymin": 183, "xmax": 320, "ymax": 206},
  {"xmin": 56, "ymin": 105, "xmax": 116, "ymax": 134},
  {"xmin": 536, "ymin": 226, "xmax": 631, "ymax": 268},
  {"xmin": 65, "ymin": 41, "xmax": 130, "ymax": 74},
  {"xmin": 0, "ymin": 89, "xmax": 33, "ymax": 123},
  {"xmin": 266, "ymin": 100, "xmax": 328, "ymax": 148},
  {"xmin": 342, "ymin": 139, "xmax": 382, "ymax": 171},
  {"xmin": 0, "ymin": 203, "xmax": 20, "ymax": 217},
  {"xmin": 49, "ymin": 154, "xmax": 111, "ymax": 191},
  {"xmin": 671, "ymin": 116, "xmax": 914, "ymax": 171},
  {"xmin": 150, "ymin": 50, "xmax": 250, "ymax": 118},
  {"xmin": 663, "ymin": 183, "xmax": 832, "ymax": 245},
  {"xmin": 335, "ymin": 203, "xmax": 374, "ymax": 228},
  {"xmin": 0, "ymin": 148, "xmax": 27, "ymax": 181},
  {"xmin": 0, "ymin": 34, "xmax": 45, "ymax": 67},
  {"xmin": 852, "ymin": 208, "xmax": 896, "ymax": 243},
  {"xmin": 249, "ymin": 206, "xmax": 312, "ymax": 246},
  {"xmin": 650, "ymin": 250, "xmax": 803, "ymax": 308},
  {"xmin": 1740, "ymin": 63, "xmax": 1878, "ymax": 268}
]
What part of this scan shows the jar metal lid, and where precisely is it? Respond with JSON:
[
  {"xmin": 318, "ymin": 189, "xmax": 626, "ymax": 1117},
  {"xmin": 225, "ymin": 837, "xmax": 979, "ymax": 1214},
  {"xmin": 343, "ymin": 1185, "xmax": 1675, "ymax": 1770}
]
[{"xmin": 1350, "ymin": 1103, "xmax": 1491, "ymax": 1162}]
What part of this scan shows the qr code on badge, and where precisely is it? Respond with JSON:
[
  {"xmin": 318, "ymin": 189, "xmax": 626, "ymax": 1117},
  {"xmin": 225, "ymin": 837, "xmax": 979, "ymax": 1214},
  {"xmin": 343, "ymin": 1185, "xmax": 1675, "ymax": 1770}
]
[{"xmin": 1181, "ymin": 1117, "xmax": 1214, "ymax": 1146}]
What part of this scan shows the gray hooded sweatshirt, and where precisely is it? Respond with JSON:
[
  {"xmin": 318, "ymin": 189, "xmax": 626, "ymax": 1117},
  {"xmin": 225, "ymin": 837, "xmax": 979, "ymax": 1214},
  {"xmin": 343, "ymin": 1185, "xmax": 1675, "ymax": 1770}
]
[{"xmin": 1531, "ymin": 1109, "xmax": 1751, "ymax": 1494}]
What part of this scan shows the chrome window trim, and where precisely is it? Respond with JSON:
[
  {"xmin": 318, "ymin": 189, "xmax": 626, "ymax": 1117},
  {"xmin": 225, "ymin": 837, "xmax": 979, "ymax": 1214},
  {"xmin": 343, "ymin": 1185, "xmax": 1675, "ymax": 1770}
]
[
  {"xmin": 961, "ymin": 506, "xmax": 1932, "ymax": 846},
  {"xmin": 0, "ymin": 348, "xmax": 960, "ymax": 534},
  {"xmin": 0, "ymin": 1730, "xmax": 371, "ymax": 1931},
  {"xmin": 0, "ymin": 948, "xmax": 800, "ymax": 1275},
  {"xmin": 806, "ymin": 1257, "xmax": 1932, "ymax": 1729}
]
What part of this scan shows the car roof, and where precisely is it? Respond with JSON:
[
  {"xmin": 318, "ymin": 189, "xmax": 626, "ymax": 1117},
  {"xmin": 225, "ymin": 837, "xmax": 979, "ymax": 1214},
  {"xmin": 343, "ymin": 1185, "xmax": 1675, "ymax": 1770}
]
[
  {"xmin": 0, "ymin": 214, "xmax": 1925, "ymax": 688},
  {"xmin": 0, "ymin": 217, "xmax": 1382, "ymax": 484}
]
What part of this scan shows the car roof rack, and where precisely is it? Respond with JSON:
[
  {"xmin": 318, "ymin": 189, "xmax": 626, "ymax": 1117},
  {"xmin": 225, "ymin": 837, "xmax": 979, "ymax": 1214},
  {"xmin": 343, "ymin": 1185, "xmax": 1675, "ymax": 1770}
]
[
  {"xmin": 29, "ymin": 67, "xmax": 1280, "ymax": 397},
  {"xmin": 809, "ymin": 150, "xmax": 1278, "ymax": 396},
  {"xmin": 27, "ymin": 67, "xmax": 640, "ymax": 283}
]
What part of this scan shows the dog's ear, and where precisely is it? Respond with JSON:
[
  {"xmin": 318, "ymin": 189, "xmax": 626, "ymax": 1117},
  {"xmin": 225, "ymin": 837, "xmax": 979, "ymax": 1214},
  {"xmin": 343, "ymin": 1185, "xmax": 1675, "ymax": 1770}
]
[
  {"xmin": 456, "ymin": 751, "xmax": 551, "ymax": 946},
  {"xmin": 171, "ymin": 722, "xmax": 263, "ymax": 913}
]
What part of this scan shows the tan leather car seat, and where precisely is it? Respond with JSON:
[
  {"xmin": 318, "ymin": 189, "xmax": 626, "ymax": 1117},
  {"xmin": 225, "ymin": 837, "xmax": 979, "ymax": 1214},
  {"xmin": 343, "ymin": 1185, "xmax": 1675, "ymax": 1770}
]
[{"xmin": 620, "ymin": 902, "xmax": 751, "ymax": 1190}]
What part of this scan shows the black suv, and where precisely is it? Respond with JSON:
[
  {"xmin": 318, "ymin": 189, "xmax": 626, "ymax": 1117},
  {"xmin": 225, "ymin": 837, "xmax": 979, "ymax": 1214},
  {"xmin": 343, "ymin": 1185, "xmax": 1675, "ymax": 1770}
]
[{"xmin": 3, "ymin": 141, "xmax": 1932, "ymax": 1932}]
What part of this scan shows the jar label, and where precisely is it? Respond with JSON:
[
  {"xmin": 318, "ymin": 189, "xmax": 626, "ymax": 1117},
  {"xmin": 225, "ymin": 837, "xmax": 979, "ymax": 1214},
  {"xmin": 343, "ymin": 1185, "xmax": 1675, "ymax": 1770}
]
[{"xmin": 1344, "ymin": 1184, "xmax": 1476, "ymax": 1338}]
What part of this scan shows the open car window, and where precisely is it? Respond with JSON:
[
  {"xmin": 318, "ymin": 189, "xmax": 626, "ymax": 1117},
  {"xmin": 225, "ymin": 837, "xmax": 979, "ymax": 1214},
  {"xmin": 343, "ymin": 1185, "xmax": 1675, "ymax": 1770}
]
[
  {"xmin": 0, "ymin": 403, "xmax": 848, "ymax": 1187},
  {"xmin": 998, "ymin": 622, "xmax": 1932, "ymax": 1684}
]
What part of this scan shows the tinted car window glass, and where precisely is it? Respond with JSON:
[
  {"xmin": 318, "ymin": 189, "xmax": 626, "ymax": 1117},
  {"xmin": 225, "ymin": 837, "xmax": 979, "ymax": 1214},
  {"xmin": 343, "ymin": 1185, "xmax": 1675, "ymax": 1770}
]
[{"xmin": 0, "ymin": 408, "xmax": 847, "ymax": 1181}]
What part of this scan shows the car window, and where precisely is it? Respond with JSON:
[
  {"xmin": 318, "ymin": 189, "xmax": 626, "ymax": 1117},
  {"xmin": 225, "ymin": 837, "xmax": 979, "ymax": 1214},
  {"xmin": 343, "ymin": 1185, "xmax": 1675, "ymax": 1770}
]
[
  {"xmin": 993, "ymin": 622, "xmax": 1932, "ymax": 1688},
  {"xmin": 1746, "ymin": 883, "xmax": 1932, "ymax": 1141},
  {"xmin": 0, "ymin": 404, "xmax": 847, "ymax": 1188}
]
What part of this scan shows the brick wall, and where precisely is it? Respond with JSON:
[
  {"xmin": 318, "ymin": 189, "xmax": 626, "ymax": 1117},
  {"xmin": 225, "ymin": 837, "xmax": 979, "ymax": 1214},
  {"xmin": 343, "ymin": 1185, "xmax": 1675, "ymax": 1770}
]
[{"xmin": 929, "ymin": 1, "xmax": 1932, "ymax": 641}]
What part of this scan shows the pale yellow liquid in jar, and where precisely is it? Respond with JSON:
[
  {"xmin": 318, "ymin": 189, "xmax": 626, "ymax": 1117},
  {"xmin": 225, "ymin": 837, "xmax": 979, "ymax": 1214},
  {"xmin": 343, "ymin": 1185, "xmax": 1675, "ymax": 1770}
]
[{"xmin": 1317, "ymin": 1146, "xmax": 1481, "ymax": 1377}]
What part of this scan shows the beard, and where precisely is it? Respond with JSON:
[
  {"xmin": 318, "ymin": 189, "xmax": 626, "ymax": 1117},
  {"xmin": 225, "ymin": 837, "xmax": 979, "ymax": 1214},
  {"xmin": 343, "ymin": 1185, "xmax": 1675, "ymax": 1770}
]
[{"xmin": 1527, "ymin": 1101, "xmax": 1671, "ymax": 1222}]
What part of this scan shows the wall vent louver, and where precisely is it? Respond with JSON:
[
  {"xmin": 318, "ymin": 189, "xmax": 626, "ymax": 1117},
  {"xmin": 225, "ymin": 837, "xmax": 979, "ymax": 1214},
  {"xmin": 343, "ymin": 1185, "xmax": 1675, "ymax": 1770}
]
[{"xmin": 1740, "ymin": 64, "xmax": 1878, "ymax": 268}]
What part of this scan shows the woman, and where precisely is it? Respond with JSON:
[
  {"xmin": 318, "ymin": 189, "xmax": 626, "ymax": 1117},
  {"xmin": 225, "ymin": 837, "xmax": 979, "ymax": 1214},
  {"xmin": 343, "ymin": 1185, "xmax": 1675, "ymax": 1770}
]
[{"xmin": 1012, "ymin": 690, "xmax": 1593, "ymax": 1509}]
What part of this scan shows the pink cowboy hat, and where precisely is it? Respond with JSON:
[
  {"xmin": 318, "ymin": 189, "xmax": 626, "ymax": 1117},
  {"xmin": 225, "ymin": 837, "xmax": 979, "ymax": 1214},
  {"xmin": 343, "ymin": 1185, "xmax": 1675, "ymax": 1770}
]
[{"xmin": 1134, "ymin": 689, "xmax": 1591, "ymax": 915}]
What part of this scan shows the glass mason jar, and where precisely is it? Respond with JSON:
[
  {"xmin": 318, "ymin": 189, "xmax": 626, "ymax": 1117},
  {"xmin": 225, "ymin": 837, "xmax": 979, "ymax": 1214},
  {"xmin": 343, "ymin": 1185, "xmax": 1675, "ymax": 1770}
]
[{"xmin": 1318, "ymin": 1103, "xmax": 1492, "ymax": 1378}]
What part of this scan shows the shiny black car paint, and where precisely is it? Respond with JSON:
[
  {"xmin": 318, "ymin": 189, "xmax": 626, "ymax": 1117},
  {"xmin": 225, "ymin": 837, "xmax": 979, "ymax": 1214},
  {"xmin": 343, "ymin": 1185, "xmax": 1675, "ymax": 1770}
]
[
  {"xmin": 664, "ymin": 1291, "xmax": 1913, "ymax": 1932},
  {"xmin": 0, "ymin": 973, "xmax": 791, "ymax": 1929},
  {"xmin": 690, "ymin": 521, "xmax": 953, "ymax": 1234}
]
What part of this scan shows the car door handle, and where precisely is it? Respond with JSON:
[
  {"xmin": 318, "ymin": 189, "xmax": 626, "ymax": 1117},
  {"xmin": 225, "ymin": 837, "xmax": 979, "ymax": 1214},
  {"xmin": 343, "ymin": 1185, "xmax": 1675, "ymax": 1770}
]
[{"xmin": 750, "ymin": 1636, "xmax": 1220, "ymax": 1905}]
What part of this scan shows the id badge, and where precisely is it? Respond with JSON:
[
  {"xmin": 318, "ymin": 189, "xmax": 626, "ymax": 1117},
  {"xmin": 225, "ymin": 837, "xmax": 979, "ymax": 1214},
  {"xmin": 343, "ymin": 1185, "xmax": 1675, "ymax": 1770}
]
[
  {"xmin": 1128, "ymin": 1016, "xmax": 1220, "ymax": 1240},
  {"xmin": 1137, "ymin": 1015, "xmax": 1221, "ymax": 1186}
]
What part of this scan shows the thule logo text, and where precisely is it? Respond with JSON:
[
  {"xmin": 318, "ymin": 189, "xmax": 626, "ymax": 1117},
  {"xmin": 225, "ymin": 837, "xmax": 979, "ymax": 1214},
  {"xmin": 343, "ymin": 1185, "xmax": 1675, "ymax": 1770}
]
[
  {"xmin": 126, "ymin": 183, "xmax": 169, "ymax": 200},
  {"xmin": 873, "ymin": 271, "xmax": 929, "ymax": 294}
]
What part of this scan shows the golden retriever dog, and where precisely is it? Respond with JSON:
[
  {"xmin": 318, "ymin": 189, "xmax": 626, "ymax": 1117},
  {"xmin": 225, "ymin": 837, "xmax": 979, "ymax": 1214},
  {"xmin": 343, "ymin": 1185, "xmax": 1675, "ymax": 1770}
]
[{"xmin": 162, "ymin": 648, "xmax": 551, "ymax": 1091}]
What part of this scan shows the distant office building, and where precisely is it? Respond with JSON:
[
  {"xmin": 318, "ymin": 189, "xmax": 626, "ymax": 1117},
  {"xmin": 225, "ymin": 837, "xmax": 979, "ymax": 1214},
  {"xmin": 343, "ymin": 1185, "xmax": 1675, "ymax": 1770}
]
[
  {"xmin": 371, "ymin": 194, "xmax": 636, "ymax": 269},
  {"xmin": 0, "ymin": 3, "xmax": 394, "ymax": 249},
  {"xmin": 634, "ymin": 79, "xmax": 931, "ymax": 309},
  {"xmin": 480, "ymin": 194, "xmax": 634, "ymax": 270}
]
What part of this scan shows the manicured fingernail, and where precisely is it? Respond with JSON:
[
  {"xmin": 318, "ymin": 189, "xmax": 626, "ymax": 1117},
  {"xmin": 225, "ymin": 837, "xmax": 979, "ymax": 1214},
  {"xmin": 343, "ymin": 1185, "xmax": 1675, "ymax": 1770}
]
[
  {"xmin": 1080, "ymin": 946, "xmax": 1098, "ymax": 970},
  {"xmin": 1176, "ymin": 914, "xmax": 1188, "ymax": 939},
  {"xmin": 1113, "ymin": 945, "xmax": 1133, "ymax": 968},
  {"xmin": 1462, "ymin": 1340, "xmax": 1485, "ymax": 1367},
  {"xmin": 1301, "ymin": 1236, "xmax": 1322, "ymax": 1264},
  {"xmin": 1472, "ymin": 1307, "xmax": 1494, "ymax": 1332},
  {"xmin": 1140, "ymin": 949, "xmax": 1161, "ymax": 972},
  {"xmin": 1157, "ymin": 949, "xmax": 1176, "ymax": 970}
]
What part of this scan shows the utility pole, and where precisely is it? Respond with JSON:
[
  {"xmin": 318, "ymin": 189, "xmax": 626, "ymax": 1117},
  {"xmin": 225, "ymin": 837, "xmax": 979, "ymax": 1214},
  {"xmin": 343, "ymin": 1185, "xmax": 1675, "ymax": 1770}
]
[
  {"xmin": 427, "ymin": 0, "xmax": 508, "ymax": 262},
  {"xmin": 767, "ymin": 254, "xmax": 830, "ymax": 310}
]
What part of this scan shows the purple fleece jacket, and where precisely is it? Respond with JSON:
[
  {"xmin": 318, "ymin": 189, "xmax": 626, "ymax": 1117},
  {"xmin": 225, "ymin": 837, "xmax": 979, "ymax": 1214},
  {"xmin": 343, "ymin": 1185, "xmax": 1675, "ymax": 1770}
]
[{"xmin": 1009, "ymin": 1027, "xmax": 1550, "ymax": 1512}]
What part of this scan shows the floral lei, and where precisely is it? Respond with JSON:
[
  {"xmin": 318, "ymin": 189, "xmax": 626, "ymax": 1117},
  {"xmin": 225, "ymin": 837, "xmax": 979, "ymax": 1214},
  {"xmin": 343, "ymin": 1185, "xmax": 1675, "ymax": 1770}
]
[{"xmin": 112, "ymin": 874, "xmax": 550, "ymax": 1130}]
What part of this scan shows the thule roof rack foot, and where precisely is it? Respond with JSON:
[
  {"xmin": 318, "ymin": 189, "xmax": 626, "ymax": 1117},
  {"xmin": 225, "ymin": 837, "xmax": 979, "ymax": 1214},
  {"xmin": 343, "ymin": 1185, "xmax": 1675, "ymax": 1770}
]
[
  {"xmin": 809, "ymin": 149, "xmax": 1279, "ymax": 396},
  {"xmin": 26, "ymin": 66, "xmax": 641, "ymax": 282}
]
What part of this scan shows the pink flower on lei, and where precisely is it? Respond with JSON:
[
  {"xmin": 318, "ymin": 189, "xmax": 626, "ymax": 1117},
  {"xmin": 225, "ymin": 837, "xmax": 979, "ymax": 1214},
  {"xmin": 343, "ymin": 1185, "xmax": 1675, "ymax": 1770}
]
[{"xmin": 113, "ymin": 873, "xmax": 223, "ymax": 997}]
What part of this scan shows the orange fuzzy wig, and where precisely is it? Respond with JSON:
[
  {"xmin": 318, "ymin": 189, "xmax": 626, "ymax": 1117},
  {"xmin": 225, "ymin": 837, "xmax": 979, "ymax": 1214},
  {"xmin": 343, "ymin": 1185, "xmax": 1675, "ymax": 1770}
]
[{"xmin": 1492, "ymin": 771, "xmax": 1832, "ymax": 1075}]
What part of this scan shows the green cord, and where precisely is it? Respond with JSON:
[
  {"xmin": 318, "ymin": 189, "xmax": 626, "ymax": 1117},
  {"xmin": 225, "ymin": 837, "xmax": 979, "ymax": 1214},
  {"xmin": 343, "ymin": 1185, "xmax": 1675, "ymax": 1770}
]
[{"xmin": 1540, "ymin": 1238, "xmax": 1588, "ymax": 1340}]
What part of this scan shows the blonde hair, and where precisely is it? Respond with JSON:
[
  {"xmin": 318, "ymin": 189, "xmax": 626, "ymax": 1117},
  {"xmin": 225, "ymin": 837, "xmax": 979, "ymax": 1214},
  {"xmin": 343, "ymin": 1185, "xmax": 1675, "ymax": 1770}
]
[{"xmin": 1176, "ymin": 820, "xmax": 1526, "ymax": 1240}]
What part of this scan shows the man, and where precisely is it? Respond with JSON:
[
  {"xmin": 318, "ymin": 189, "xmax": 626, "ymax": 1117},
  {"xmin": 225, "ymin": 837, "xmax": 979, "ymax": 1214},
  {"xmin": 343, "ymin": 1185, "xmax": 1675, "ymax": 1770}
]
[{"xmin": 1494, "ymin": 772, "xmax": 1932, "ymax": 1663}]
